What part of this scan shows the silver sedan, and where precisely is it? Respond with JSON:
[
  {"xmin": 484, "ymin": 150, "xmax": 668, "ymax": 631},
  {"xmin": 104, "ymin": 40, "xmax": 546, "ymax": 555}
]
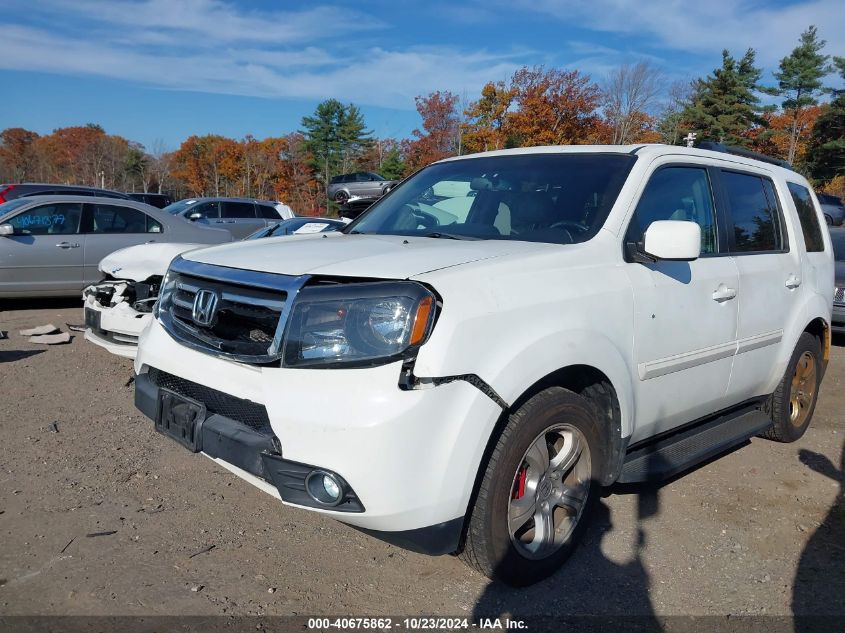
[{"xmin": 0, "ymin": 195, "xmax": 233, "ymax": 297}]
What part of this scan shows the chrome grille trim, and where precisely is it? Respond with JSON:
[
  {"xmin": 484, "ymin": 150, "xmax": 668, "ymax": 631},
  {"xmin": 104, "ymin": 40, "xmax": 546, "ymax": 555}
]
[
  {"xmin": 158, "ymin": 257, "xmax": 309, "ymax": 364},
  {"xmin": 835, "ymin": 287, "xmax": 845, "ymax": 305}
]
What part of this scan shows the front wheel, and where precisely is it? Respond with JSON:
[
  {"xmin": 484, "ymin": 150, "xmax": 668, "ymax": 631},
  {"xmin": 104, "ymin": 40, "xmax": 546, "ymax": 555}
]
[{"xmin": 460, "ymin": 387, "xmax": 604, "ymax": 586}]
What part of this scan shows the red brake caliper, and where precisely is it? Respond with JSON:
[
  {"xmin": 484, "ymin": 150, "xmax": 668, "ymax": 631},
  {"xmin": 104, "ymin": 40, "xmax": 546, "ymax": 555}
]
[{"xmin": 512, "ymin": 464, "xmax": 527, "ymax": 499}]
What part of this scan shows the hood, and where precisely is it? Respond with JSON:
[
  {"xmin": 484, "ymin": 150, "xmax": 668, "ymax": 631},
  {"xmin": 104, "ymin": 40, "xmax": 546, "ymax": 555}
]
[
  {"xmin": 182, "ymin": 232, "xmax": 546, "ymax": 279},
  {"xmin": 100, "ymin": 242, "xmax": 208, "ymax": 280}
]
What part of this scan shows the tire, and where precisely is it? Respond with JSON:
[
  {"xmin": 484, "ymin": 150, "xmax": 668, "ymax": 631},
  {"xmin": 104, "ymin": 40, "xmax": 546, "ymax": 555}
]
[
  {"xmin": 824, "ymin": 214, "xmax": 834, "ymax": 226},
  {"xmin": 762, "ymin": 332, "xmax": 822, "ymax": 443},
  {"xmin": 460, "ymin": 387, "xmax": 605, "ymax": 586},
  {"xmin": 334, "ymin": 190, "xmax": 349, "ymax": 204}
]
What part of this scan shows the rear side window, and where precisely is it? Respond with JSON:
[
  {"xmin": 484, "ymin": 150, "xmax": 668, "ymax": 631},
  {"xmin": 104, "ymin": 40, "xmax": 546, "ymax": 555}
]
[
  {"xmin": 221, "ymin": 201, "xmax": 256, "ymax": 218},
  {"xmin": 626, "ymin": 166, "xmax": 718, "ymax": 255},
  {"xmin": 787, "ymin": 182, "xmax": 824, "ymax": 252},
  {"xmin": 257, "ymin": 204, "xmax": 280, "ymax": 219},
  {"xmin": 721, "ymin": 171, "xmax": 785, "ymax": 253}
]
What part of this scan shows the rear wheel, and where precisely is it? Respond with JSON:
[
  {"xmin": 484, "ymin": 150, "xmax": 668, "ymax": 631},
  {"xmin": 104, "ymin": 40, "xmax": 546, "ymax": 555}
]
[
  {"xmin": 460, "ymin": 387, "xmax": 604, "ymax": 586},
  {"xmin": 763, "ymin": 332, "xmax": 822, "ymax": 442}
]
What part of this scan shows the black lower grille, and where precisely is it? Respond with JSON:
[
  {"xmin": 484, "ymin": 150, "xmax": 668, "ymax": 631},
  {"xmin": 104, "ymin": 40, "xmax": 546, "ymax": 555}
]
[{"xmin": 147, "ymin": 368, "xmax": 273, "ymax": 436}]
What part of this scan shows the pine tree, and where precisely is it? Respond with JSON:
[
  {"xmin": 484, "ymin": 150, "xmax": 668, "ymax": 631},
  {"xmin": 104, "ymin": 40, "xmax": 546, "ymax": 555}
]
[
  {"xmin": 379, "ymin": 147, "xmax": 405, "ymax": 180},
  {"xmin": 764, "ymin": 26, "xmax": 832, "ymax": 163},
  {"xmin": 301, "ymin": 100, "xmax": 371, "ymax": 202},
  {"xmin": 681, "ymin": 49, "xmax": 764, "ymax": 147},
  {"xmin": 805, "ymin": 57, "xmax": 845, "ymax": 184}
]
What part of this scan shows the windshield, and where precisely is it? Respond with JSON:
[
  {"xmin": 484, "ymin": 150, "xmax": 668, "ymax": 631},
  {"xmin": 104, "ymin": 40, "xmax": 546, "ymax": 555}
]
[
  {"xmin": 0, "ymin": 198, "xmax": 34, "ymax": 218},
  {"xmin": 163, "ymin": 199, "xmax": 198, "ymax": 215},
  {"xmin": 348, "ymin": 153, "xmax": 636, "ymax": 244}
]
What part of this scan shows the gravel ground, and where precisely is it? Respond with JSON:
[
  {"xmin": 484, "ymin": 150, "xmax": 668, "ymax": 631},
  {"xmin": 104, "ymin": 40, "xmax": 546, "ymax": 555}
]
[{"xmin": 0, "ymin": 299, "xmax": 843, "ymax": 621}]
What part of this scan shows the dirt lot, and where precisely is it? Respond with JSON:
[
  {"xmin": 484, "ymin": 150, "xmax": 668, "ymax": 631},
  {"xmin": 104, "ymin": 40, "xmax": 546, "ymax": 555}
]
[{"xmin": 0, "ymin": 299, "xmax": 843, "ymax": 622}]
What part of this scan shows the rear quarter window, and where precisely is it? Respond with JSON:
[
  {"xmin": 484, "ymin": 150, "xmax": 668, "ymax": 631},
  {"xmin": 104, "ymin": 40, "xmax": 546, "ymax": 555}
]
[{"xmin": 787, "ymin": 182, "xmax": 824, "ymax": 252}]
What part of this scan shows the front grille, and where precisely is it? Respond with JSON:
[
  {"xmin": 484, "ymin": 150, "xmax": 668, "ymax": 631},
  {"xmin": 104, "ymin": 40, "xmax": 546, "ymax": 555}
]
[
  {"xmin": 169, "ymin": 274, "xmax": 287, "ymax": 358},
  {"xmin": 158, "ymin": 258, "xmax": 309, "ymax": 364},
  {"xmin": 148, "ymin": 367, "xmax": 273, "ymax": 436},
  {"xmin": 835, "ymin": 287, "xmax": 845, "ymax": 305}
]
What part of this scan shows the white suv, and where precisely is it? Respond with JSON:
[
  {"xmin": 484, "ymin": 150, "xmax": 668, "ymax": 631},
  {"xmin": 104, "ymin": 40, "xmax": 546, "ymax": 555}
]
[{"xmin": 133, "ymin": 144, "xmax": 833, "ymax": 586}]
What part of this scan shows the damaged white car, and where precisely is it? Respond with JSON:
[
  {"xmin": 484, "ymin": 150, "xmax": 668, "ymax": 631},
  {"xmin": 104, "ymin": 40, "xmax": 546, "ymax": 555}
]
[
  {"xmin": 83, "ymin": 217, "xmax": 347, "ymax": 358},
  {"xmin": 84, "ymin": 243, "xmax": 203, "ymax": 358}
]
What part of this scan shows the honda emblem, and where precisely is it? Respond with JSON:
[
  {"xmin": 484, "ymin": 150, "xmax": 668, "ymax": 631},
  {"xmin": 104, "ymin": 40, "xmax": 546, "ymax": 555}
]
[{"xmin": 192, "ymin": 288, "xmax": 219, "ymax": 327}]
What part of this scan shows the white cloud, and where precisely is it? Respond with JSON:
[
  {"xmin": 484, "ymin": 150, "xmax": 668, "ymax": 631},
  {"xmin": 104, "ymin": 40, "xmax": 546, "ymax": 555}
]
[
  {"xmin": 0, "ymin": 23, "xmax": 526, "ymax": 108},
  {"xmin": 520, "ymin": 0, "xmax": 845, "ymax": 65}
]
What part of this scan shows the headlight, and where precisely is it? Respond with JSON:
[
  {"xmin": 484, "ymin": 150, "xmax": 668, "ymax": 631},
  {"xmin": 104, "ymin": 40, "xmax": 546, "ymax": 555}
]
[
  {"xmin": 282, "ymin": 281, "xmax": 436, "ymax": 368},
  {"xmin": 153, "ymin": 268, "xmax": 178, "ymax": 319}
]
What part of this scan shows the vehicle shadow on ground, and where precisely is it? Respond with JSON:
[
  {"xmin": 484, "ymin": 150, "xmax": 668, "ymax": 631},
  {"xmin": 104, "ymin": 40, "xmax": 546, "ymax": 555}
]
[
  {"xmin": 792, "ymin": 443, "xmax": 845, "ymax": 630},
  {"xmin": 471, "ymin": 454, "xmax": 675, "ymax": 629},
  {"xmin": 0, "ymin": 297, "xmax": 82, "ymax": 312},
  {"xmin": 471, "ymin": 487, "xmax": 661, "ymax": 629},
  {"xmin": 831, "ymin": 333, "xmax": 845, "ymax": 348},
  {"xmin": 0, "ymin": 349, "xmax": 46, "ymax": 363}
]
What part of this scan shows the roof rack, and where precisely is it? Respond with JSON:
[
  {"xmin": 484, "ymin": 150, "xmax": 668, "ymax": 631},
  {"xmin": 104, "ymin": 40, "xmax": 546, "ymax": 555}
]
[{"xmin": 697, "ymin": 141, "xmax": 792, "ymax": 170}]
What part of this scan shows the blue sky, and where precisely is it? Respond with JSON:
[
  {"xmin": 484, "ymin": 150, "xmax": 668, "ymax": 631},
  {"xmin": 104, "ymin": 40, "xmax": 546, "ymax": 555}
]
[{"xmin": 1, "ymin": 0, "xmax": 843, "ymax": 152}]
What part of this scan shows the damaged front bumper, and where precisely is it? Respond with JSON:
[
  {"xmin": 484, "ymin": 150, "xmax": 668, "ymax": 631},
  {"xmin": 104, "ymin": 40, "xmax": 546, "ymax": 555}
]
[{"xmin": 83, "ymin": 280, "xmax": 157, "ymax": 359}]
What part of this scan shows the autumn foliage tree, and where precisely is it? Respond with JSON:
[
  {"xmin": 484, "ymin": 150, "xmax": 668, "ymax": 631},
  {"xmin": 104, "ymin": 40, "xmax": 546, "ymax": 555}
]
[{"xmin": 405, "ymin": 91, "xmax": 461, "ymax": 173}]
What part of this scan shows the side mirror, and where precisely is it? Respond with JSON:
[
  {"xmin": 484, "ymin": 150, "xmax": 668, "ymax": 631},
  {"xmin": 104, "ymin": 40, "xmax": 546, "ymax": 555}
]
[
  {"xmin": 0, "ymin": 223, "xmax": 13, "ymax": 236},
  {"xmin": 188, "ymin": 212, "xmax": 202, "ymax": 221},
  {"xmin": 642, "ymin": 220, "xmax": 701, "ymax": 261}
]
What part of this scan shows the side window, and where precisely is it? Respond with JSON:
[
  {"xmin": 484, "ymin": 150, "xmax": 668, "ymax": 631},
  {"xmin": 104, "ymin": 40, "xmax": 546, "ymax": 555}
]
[
  {"xmin": 8, "ymin": 203, "xmax": 83, "ymax": 235},
  {"xmin": 787, "ymin": 182, "xmax": 824, "ymax": 252},
  {"xmin": 221, "ymin": 201, "xmax": 256, "ymax": 218},
  {"xmin": 90, "ymin": 204, "xmax": 150, "ymax": 233},
  {"xmin": 625, "ymin": 166, "xmax": 718, "ymax": 255},
  {"xmin": 257, "ymin": 204, "xmax": 280, "ymax": 219},
  {"xmin": 147, "ymin": 215, "xmax": 163, "ymax": 233},
  {"xmin": 721, "ymin": 171, "xmax": 785, "ymax": 253},
  {"xmin": 355, "ymin": 172, "xmax": 370, "ymax": 182}
]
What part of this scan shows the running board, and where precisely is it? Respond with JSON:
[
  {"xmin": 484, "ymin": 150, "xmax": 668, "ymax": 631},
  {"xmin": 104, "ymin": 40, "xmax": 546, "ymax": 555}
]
[{"xmin": 618, "ymin": 407, "xmax": 773, "ymax": 483}]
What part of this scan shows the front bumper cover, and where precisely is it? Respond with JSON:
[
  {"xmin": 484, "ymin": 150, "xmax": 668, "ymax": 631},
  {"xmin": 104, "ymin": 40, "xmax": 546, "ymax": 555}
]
[{"xmin": 134, "ymin": 369, "xmax": 464, "ymax": 555}]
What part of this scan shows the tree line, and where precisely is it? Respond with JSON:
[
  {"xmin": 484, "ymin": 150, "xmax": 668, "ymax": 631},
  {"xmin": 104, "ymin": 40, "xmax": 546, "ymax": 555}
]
[{"xmin": 1, "ymin": 25, "xmax": 842, "ymax": 214}]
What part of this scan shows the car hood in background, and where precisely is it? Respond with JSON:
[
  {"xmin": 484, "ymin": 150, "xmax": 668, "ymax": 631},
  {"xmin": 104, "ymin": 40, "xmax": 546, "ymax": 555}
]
[
  {"xmin": 100, "ymin": 242, "xmax": 208, "ymax": 280},
  {"xmin": 182, "ymin": 233, "xmax": 549, "ymax": 279}
]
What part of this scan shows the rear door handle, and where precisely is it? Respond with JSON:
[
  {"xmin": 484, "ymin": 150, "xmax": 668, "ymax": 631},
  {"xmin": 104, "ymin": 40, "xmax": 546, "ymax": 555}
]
[
  {"xmin": 712, "ymin": 284, "xmax": 737, "ymax": 302},
  {"xmin": 786, "ymin": 274, "xmax": 802, "ymax": 289},
  {"xmin": 56, "ymin": 241, "xmax": 80, "ymax": 249}
]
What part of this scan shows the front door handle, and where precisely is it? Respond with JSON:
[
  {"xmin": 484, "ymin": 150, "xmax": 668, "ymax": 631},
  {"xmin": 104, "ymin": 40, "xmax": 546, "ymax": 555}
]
[
  {"xmin": 786, "ymin": 274, "xmax": 802, "ymax": 289},
  {"xmin": 712, "ymin": 284, "xmax": 737, "ymax": 302},
  {"xmin": 55, "ymin": 241, "xmax": 80, "ymax": 249}
]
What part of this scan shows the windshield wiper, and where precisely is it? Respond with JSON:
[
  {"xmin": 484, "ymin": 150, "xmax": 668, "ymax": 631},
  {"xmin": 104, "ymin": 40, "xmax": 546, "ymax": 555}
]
[{"xmin": 422, "ymin": 231, "xmax": 479, "ymax": 241}]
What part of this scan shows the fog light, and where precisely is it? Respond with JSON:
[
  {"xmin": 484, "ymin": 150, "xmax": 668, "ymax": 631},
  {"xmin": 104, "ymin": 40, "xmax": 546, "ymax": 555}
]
[{"xmin": 305, "ymin": 470, "xmax": 344, "ymax": 506}]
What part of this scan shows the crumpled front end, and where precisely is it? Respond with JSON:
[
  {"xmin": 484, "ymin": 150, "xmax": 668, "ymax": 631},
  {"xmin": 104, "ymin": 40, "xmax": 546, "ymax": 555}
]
[{"xmin": 83, "ymin": 278, "xmax": 159, "ymax": 359}]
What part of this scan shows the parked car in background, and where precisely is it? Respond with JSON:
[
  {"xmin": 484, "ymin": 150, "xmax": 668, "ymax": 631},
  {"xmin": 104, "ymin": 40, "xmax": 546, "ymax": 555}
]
[
  {"xmin": 0, "ymin": 195, "xmax": 232, "ymax": 297},
  {"xmin": 163, "ymin": 197, "xmax": 294, "ymax": 239},
  {"xmin": 0, "ymin": 183, "xmax": 131, "ymax": 203},
  {"xmin": 127, "ymin": 192, "xmax": 174, "ymax": 209},
  {"xmin": 830, "ymin": 227, "xmax": 845, "ymax": 334},
  {"xmin": 818, "ymin": 193, "xmax": 845, "ymax": 226},
  {"xmin": 83, "ymin": 216, "xmax": 345, "ymax": 358},
  {"xmin": 328, "ymin": 172, "xmax": 397, "ymax": 204}
]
